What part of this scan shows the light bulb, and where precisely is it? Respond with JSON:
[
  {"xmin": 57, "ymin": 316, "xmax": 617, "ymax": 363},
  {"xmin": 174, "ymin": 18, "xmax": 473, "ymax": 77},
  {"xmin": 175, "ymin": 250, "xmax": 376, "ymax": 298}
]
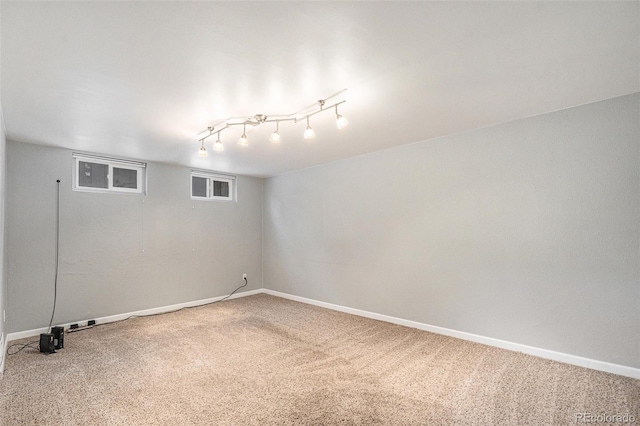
[
  {"xmin": 335, "ymin": 104, "xmax": 349, "ymax": 130},
  {"xmin": 336, "ymin": 114, "xmax": 349, "ymax": 129},
  {"xmin": 238, "ymin": 124, "xmax": 248, "ymax": 146},
  {"xmin": 270, "ymin": 121, "xmax": 280, "ymax": 143},
  {"xmin": 304, "ymin": 126, "xmax": 315, "ymax": 140},
  {"xmin": 303, "ymin": 116, "xmax": 315, "ymax": 140},
  {"xmin": 213, "ymin": 138, "xmax": 224, "ymax": 152},
  {"xmin": 198, "ymin": 141, "xmax": 208, "ymax": 157}
]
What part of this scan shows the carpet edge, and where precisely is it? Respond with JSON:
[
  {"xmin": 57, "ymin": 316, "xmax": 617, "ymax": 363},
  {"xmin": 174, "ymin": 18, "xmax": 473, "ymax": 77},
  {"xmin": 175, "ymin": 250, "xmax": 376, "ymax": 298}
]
[
  {"xmin": 5, "ymin": 288, "xmax": 263, "ymax": 343},
  {"xmin": 262, "ymin": 289, "xmax": 640, "ymax": 380}
]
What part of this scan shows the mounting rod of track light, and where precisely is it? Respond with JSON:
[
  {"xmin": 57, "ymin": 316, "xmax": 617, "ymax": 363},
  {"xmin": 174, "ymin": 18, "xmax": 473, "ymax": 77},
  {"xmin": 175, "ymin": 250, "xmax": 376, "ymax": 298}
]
[{"xmin": 196, "ymin": 89, "xmax": 348, "ymax": 155}]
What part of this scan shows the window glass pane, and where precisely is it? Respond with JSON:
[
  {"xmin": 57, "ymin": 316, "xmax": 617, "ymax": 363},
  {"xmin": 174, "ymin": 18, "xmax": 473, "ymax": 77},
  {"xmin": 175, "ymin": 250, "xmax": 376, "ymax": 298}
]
[
  {"xmin": 192, "ymin": 176, "xmax": 208, "ymax": 197},
  {"xmin": 213, "ymin": 180, "xmax": 230, "ymax": 197},
  {"xmin": 113, "ymin": 167, "xmax": 138, "ymax": 189},
  {"xmin": 78, "ymin": 161, "xmax": 108, "ymax": 189}
]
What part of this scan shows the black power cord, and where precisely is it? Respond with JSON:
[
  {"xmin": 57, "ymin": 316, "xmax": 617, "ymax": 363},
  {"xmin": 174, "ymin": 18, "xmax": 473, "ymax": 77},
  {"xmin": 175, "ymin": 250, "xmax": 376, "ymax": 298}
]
[
  {"xmin": 6, "ymin": 340, "xmax": 40, "ymax": 355},
  {"xmin": 47, "ymin": 179, "xmax": 61, "ymax": 333},
  {"xmin": 8, "ymin": 277, "xmax": 249, "ymax": 355},
  {"xmin": 7, "ymin": 179, "xmax": 249, "ymax": 353},
  {"xmin": 7, "ymin": 180, "xmax": 62, "ymax": 356},
  {"xmin": 216, "ymin": 276, "xmax": 248, "ymax": 303},
  {"xmin": 66, "ymin": 276, "xmax": 249, "ymax": 334}
]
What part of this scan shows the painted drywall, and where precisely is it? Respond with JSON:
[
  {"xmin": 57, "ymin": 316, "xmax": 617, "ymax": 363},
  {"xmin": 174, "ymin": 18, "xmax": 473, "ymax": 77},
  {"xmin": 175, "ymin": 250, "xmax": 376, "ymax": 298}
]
[
  {"xmin": 6, "ymin": 142, "xmax": 263, "ymax": 333},
  {"xmin": 264, "ymin": 93, "xmax": 640, "ymax": 369},
  {"xmin": 0, "ymin": 105, "xmax": 7, "ymax": 370}
]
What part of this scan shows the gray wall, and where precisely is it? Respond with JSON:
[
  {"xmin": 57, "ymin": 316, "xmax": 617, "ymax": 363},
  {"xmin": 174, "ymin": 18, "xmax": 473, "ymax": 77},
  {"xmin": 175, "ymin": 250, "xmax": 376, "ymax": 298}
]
[
  {"xmin": 0, "ymin": 107, "xmax": 6, "ymax": 353},
  {"xmin": 6, "ymin": 142, "xmax": 263, "ymax": 333},
  {"xmin": 264, "ymin": 93, "xmax": 640, "ymax": 368}
]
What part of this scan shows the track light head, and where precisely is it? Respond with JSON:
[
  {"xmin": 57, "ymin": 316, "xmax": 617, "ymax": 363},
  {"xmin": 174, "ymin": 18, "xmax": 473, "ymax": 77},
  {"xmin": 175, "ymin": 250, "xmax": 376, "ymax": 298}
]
[
  {"xmin": 198, "ymin": 140, "xmax": 208, "ymax": 157},
  {"xmin": 213, "ymin": 136, "xmax": 224, "ymax": 152},
  {"xmin": 336, "ymin": 114, "xmax": 349, "ymax": 130},
  {"xmin": 238, "ymin": 124, "xmax": 248, "ymax": 146},
  {"xmin": 304, "ymin": 116, "xmax": 315, "ymax": 140},
  {"xmin": 270, "ymin": 121, "xmax": 281, "ymax": 143},
  {"xmin": 335, "ymin": 105, "xmax": 349, "ymax": 129},
  {"xmin": 304, "ymin": 126, "xmax": 315, "ymax": 140}
]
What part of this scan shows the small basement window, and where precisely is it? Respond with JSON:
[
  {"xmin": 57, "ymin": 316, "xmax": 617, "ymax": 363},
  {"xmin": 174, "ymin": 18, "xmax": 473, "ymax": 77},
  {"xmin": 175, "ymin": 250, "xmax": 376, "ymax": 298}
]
[
  {"xmin": 73, "ymin": 153, "xmax": 146, "ymax": 194},
  {"xmin": 191, "ymin": 170, "xmax": 235, "ymax": 201}
]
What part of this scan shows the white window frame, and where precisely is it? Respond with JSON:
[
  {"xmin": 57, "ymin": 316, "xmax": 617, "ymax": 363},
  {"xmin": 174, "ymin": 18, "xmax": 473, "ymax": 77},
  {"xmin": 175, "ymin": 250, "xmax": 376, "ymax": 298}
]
[
  {"xmin": 73, "ymin": 153, "xmax": 146, "ymax": 194},
  {"xmin": 190, "ymin": 174, "xmax": 210, "ymax": 200},
  {"xmin": 191, "ymin": 170, "xmax": 235, "ymax": 201}
]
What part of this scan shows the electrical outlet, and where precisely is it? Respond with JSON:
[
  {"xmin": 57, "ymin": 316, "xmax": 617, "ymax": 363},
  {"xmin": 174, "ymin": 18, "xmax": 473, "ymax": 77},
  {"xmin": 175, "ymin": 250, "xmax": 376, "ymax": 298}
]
[{"xmin": 243, "ymin": 273, "xmax": 247, "ymax": 280}]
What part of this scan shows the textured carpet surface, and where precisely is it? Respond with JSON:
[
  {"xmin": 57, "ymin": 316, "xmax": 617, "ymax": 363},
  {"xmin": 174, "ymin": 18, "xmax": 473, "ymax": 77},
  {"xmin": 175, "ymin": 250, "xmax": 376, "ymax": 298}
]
[{"xmin": 1, "ymin": 294, "xmax": 638, "ymax": 425}]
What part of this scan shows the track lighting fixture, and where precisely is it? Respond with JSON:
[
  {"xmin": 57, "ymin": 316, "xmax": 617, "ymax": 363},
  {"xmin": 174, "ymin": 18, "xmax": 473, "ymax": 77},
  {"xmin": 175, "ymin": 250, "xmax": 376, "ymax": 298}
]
[
  {"xmin": 335, "ymin": 104, "xmax": 349, "ymax": 130},
  {"xmin": 196, "ymin": 89, "xmax": 348, "ymax": 155},
  {"xmin": 238, "ymin": 124, "xmax": 248, "ymax": 146},
  {"xmin": 198, "ymin": 139, "xmax": 208, "ymax": 157},
  {"xmin": 269, "ymin": 121, "xmax": 281, "ymax": 143},
  {"xmin": 303, "ymin": 116, "xmax": 315, "ymax": 140}
]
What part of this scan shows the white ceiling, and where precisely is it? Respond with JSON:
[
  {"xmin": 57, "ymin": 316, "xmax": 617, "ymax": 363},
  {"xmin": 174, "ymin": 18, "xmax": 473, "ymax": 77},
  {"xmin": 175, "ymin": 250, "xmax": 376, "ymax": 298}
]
[{"xmin": 1, "ymin": 2, "xmax": 638, "ymax": 177}]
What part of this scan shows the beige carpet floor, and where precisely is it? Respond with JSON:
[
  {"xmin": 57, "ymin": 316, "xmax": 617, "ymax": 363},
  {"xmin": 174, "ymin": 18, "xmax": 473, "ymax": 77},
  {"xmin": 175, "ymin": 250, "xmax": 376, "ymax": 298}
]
[{"xmin": 1, "ymin": 294, "xmax": 638, "ymax": 425}]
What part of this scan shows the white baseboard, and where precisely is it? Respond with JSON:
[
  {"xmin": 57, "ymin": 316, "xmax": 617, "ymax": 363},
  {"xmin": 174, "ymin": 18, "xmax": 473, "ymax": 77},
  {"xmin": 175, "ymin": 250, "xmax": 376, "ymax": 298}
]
[
  {"xmin": 0, "ymin": 332, "xmax": 5, "ymax": 375},
  {"xmin": 6, "ymin": 288, "xmax": 262, "ymax": 343},
  {"xmin": 7, "ymin": 287, "xmax": 638, "ymax": 380},
  {"xmin": 263, "ymin": 289, "xmax": 640, "ymax": 380}
]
